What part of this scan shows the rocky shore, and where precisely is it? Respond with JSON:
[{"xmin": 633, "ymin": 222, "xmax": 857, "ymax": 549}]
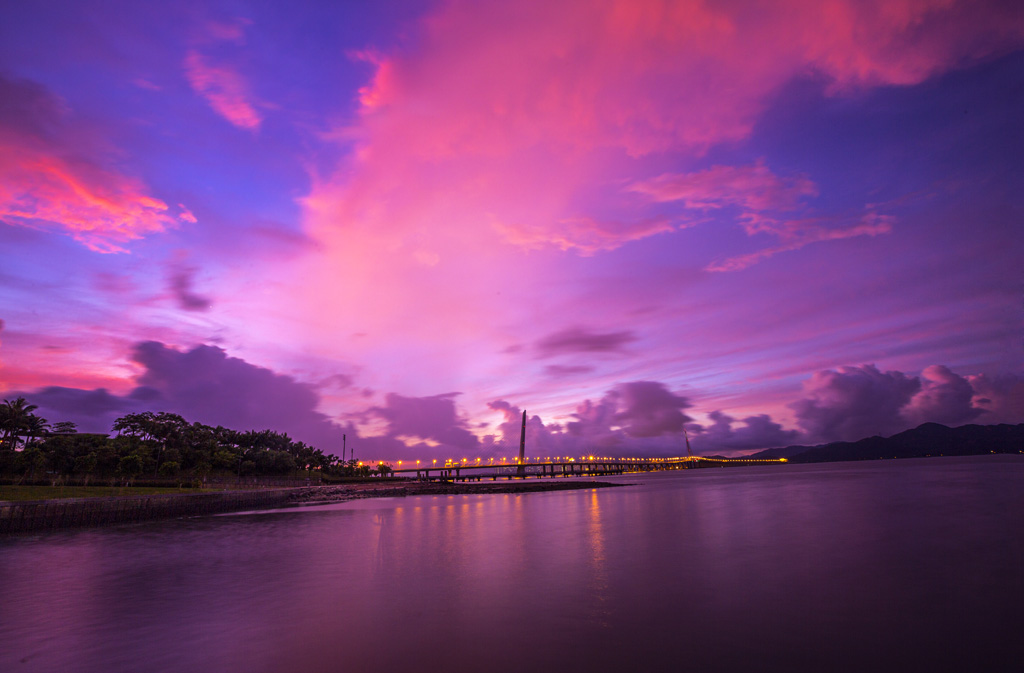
[{"xmin": 284, "ymin": 478, "xmax": 625, "ymax": 505}]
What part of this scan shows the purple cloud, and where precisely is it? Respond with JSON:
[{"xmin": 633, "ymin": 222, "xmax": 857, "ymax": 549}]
[
  {"xmin": 544, "ymin": 364, "xmax": 595, "ymax": 377},
  {"xmin": 16, "ymin": 387, "xmax": 138, "ymax": 432},
  {"xmin": 690, "ymin": 411, "xmax": 800, "ymax": 452},
  {"xmin": 967, "ymin": 372, "xmax": 1024, "ymax": 424},
  {"xmin": 535, "ymin": 326, "xmax": 637, "ymax": 358},
  {"xmin": 21, "ymin": 341, "xmax": 348, "ymax": 453},
  {"xmin": 791, "ymin": 364, "xmax": 921, "ymax": 442},
  {"xmin": 610, "ymin": 381, "xmax": 692, "ymax": 438},
  {"xmin": 902, "ymin": 365, "xmax": 984, "ymax": 427},
  {"xmin": 168, "ymin": 265, "xmax": 212, "ymax": 312},
  {"xmin": 369, "ymin": 392, "xmax": 479, "ymax": 451}
]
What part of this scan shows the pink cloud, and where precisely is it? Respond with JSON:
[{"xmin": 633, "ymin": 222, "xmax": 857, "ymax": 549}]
[
  {"xmin": 279, "ymin": 0, "xmax": 1024, "ymax": 420},
  {"xmin": 628, "ymin": 161, "xmax": 818, "ymax": 211},
  {"xmin": 303, "ymin": 0, "xmax": 1022, "ymax": 287},
  {"xmin": 0, "ymin": 74, "xmax": 178, "ymax": 252},
  {"xmin": 350, "ymin": 0, "xmax": 1023, "ymax": 159},
  {"xmin": 178, "ymin": 204, "xmax": 198, "ymax": 223},
  {"xmin": 628, "ymin": 162, "xmax": 897, "ymax": 271},
  {"xmin": 184, "ymin": 49, "xmax": 262, "ymax": 130},
  {"xmin": 494, "ymin": 215, "xmax": 676, "ymax": 255}
]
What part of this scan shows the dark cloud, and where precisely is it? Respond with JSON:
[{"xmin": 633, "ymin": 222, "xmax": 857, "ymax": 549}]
[
  {"xmin": 535, "ymin": 326, "xmax": 637, "ymax": 358},
  {"xmin": 168, "ymin": 265, "xmax": 212, "ymax": 311},
  {"xmin": 16, "ymin": 341, "xmax": 348, "ymax": 453},
  {"xmin": 18, "ymin": 387, "xmax": 139, "ymax": 433},
  {"xmin": 130, "ymin": 342, "xmax": 345, "ymax": 447},
  {"xmin": 791, "ymin": 365, "xmax": 921, "ymax": 442},
  {"xmin": 691, "ymin": 410, "xmax": 799, "ymax": 451},
  {"xmin": 369, "ymin": 392, "xmax": 479, "ymax": 451}
]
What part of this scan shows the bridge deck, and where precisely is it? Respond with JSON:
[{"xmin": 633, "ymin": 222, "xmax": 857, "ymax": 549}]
[{"xmin": 390, "ymin": 457, "xmax": 785, "ymax": 481}]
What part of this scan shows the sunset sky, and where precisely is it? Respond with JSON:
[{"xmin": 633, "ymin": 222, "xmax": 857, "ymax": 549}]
[{"xmin": 1, "ymin": 0, "xmax": 1022, "ymax": 459}]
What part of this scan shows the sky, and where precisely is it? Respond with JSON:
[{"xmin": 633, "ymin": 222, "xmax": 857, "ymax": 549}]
[{"xmin": 1, "ymin": 0, "xmax": 1022, "ymax": 460}]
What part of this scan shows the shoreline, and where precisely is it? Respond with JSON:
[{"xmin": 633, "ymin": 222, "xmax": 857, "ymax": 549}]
[
  {"xmin": 1, "ymin": 479, "xmax": 625, "ymax": 534},
  {"xmin": 286, "ymin": 478, "xmax": 625, "ymax": 506}
]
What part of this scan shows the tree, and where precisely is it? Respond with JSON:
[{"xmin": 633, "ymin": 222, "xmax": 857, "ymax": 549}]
[
  {"xmin": 118, "ymin": 454, "xmax": 144, "ymax": 484},
  {"xmin": 22, "ymin": 415, "xmax": 50, "ymax": 448},
  {"xmin": 112, "ymin": 412, "xmax": 156, "ymax": 440},
  {"xmin": 1, "ymin": 397, "xmax": 39, "ymax": 449},
  {"xmin": 51, "ymin": 421, "xmax": 78, "ymax": 435},
  {"xmin": 158, "ymin": 461, "xmax": 181, "ymax": 477}
]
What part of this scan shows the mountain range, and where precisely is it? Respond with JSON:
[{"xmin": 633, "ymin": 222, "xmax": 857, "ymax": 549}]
[{"xmin": 748, "ymin": 423, "xmax": 1024, "ymax": 463}]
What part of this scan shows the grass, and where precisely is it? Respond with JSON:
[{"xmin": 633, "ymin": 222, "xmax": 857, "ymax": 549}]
[{"xmin": 0, "ymin": 485, "xmax": 205, "ymax": 502}]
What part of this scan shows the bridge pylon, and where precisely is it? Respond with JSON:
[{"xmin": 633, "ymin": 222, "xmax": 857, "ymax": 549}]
[{"xmin": 517, "ymin": 410, "xmax": 526, "ymax": 477}]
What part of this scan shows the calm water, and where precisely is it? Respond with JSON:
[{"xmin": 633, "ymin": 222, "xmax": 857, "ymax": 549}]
[{"xmin": 2, "ymin": 457, "xmax": 1022, "ymax": 673}]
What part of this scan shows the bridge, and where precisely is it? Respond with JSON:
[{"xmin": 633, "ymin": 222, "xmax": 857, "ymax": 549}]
[
  {"xmin": 391, "ymin": 455, "xmax": 786, "ymax": 482},
  {"xmin": 387, "ymin": 410, "xmax": 785, "ymax": 482}
]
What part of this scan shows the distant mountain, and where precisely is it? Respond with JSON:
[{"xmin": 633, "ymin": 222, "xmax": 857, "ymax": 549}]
[{"xmin": 748, "ymin": 423, "xmax": 1024, "ymax": 463}]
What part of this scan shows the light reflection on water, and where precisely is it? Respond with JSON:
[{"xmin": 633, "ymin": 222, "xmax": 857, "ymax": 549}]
[{"xmin": 1, "ymin": 457, "xmax": 1022, "ymax": 673}]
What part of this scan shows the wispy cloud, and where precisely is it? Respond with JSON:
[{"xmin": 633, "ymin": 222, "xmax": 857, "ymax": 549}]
[
  {"xmin": 184, "ymin": 50, "xmax": 262, "ymax": 130},
  {"xmin": 184, "ymin": 19, "xmax": 262, "ymax": 130},
  {"xmin": 706, "ymin": 213, "xmax": 894, "ymax": 272},
  {"xmin": 535, "ymin": 327, "xmax": 637, "ymax": 358},
  {"xmin": 168, "ymin": 263, "xmax": 212, "ymax": 312}
]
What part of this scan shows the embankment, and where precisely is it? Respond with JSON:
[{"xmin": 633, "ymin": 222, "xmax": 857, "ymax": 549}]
[{"xmin": 1, "ymin": 479, "xmax": 622, "ymax": 534}]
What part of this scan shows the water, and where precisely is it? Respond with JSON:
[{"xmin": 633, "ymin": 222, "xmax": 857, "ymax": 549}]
[{"xmin": 2, "ymin": 457, "xmax": 1022, "ymax": 673}]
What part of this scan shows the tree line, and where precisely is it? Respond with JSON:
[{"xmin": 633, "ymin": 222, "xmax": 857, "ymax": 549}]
[{"xmin": 0, "ymin": 397, "xmax": 389, "ymax": 484}]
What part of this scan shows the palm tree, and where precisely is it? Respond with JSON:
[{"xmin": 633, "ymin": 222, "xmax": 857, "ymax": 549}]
[
  {"xmin": 22, "ymin": 414, "xmax": 51, "ymax": 448},
  {"xmin": 1, "ymin": 397, "xmax": 39, "ymax": 449}
]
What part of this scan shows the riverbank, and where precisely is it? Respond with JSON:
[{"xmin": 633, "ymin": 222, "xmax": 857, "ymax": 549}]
[{"xmin": 1, "ymin": 479, "xmax": 623, "ymax": 534}]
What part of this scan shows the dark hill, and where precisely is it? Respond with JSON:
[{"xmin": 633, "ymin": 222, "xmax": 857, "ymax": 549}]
[{"xmin": 748, "ymin": 423, "xmax": 1024, "ymax": 463}]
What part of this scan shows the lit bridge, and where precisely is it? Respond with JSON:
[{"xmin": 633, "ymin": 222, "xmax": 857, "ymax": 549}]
[{"xmin": 390, "ymin": 454, "xmax": 787, "ymax": 482}]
